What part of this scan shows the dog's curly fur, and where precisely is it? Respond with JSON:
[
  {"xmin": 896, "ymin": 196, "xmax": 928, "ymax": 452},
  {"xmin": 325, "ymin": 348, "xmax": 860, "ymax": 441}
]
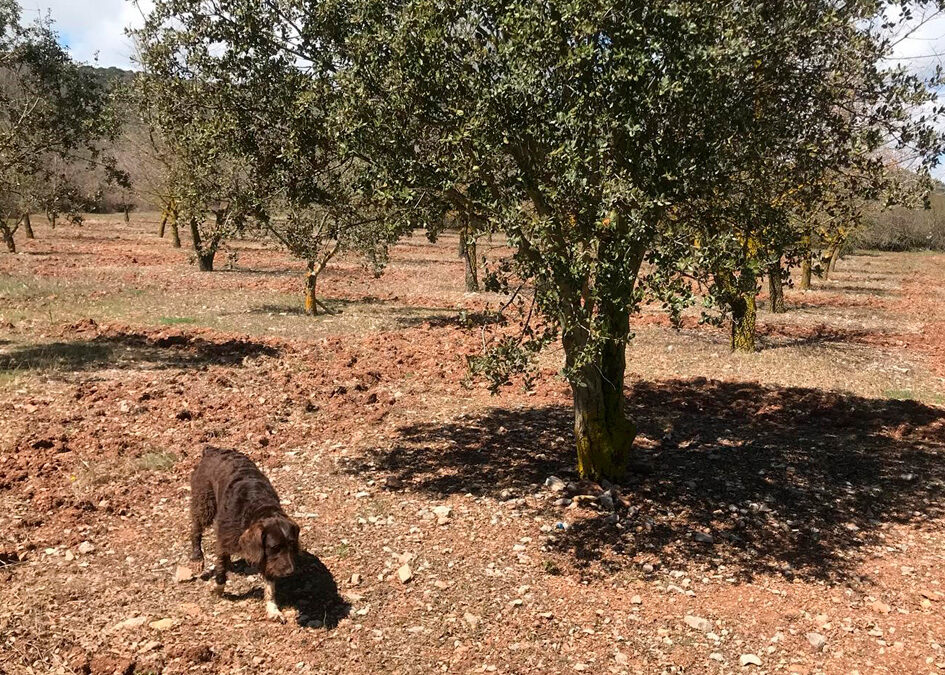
[{"xmin": 189, "ymin": 446, "xmax": 300, "ymax": 621}]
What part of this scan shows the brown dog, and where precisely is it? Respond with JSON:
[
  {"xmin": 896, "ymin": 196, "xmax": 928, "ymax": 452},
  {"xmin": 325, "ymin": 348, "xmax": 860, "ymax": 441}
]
[{"xmin": 189, "ymin": 446, "xmax": 299, "ymax": 621}]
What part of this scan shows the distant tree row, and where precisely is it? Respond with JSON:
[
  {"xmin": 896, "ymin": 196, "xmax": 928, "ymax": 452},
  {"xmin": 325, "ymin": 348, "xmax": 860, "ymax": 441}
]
[{"xmin": 857, "ymin": 182, "xmax": 945, "ymax": 251}]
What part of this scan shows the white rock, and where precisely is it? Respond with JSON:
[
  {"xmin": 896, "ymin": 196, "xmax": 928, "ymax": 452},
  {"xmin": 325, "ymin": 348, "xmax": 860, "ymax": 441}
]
[
  {"xmin": 545, "ymin": 476, "xmax": 566, "ymax": 492},
  {"xmin": 77, "ymin": 541, "xmax": 95, "ymax": 555},
  {"xmin": 807, "ymin": 632, "xmax": 827, "ymax": 651},
  {"xmin": 148, "ymin": 618, "xmax": 177, "ymax": 631},
  {"xmin": 397, "ymin": 564, "xmax": 413, "ymax": 583},
  {"xmin": 739, "ymin": 654, "xmax": 762, "ymax": 667},
  {"xmin": 684, "ymin": 615, "xmax": 712, "ymax": 632},
  {"xmin": 112, "ymin": 616, "xmax": 148, "ymax": 631},
  {"xmin": 174, "ymin": 565, "xmax": 194, "ymax": 583},
  {"xmin": 463, "ymin": 612, "xmax": 480, "ymax": 629}
]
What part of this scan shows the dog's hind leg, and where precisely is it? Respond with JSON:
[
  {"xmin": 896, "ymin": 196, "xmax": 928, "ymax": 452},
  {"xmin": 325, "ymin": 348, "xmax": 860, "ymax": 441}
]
[{"xmin": 189, "ymin": 473, "xmax": 216, "ymax": 573}]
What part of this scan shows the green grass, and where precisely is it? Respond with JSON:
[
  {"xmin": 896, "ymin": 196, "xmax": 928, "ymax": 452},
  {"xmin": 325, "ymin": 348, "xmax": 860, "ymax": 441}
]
[
  {"xmin": 159, "ymin": 316, "xmax": 198, "ymax": 325},
  {"xmin": 884, "ymin": 388, "xmax": 917, "ymax": 400}
]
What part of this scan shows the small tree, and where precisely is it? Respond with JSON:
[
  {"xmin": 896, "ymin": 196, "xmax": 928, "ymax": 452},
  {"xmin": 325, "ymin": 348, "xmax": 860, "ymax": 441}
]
[
  {"xmin": 131, "ymin": 71, "xmax": 249, "ymax": 271},
  {"xmin": 0, "ymin": 1, "xmax": 122, "ymax": 252}
]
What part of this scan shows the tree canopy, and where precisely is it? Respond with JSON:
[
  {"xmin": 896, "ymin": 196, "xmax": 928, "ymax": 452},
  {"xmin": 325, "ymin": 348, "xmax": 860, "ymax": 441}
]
[{"xmin": 137, "ymin": 0, "xmax": 944, "ymax": 479}]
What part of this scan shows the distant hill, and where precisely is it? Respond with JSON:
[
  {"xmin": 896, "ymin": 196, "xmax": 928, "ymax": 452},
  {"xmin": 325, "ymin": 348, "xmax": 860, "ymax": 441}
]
[{"xmin": 81, "ymin": 65, "xmax": 136, "ymax": 87}]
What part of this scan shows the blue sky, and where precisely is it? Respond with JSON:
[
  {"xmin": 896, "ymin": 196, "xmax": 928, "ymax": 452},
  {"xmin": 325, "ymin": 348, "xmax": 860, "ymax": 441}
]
[{"xmin": 22, "ymin": 0, "xmax": 153, "ymax": 69}]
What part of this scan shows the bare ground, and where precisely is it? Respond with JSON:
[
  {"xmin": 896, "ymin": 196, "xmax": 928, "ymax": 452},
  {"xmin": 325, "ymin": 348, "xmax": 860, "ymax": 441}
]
[{"xmin": 1, "ymin": 216, "xmax": 944, "ymax": 675}]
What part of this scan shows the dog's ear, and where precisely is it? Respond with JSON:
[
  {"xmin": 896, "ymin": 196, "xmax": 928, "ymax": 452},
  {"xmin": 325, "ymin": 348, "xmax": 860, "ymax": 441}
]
[
  {"xmin": 239, "ymin": 521, "xmax": 265, "ymax": 567},
  {"xmin": 288, "ymin": 520, "xmax": 300, "ymax": 551}
]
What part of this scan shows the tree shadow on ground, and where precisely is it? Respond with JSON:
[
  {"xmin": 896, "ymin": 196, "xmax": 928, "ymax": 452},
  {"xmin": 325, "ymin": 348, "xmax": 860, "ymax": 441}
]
[
  {"xmin": 756, "ymin": 325, "xmax": 888, "ymax": 350},
  {"xmin": 0, "ymin": 330, "xmax": 279, "ymax": 373},
  {"xmin": 395, "ymin": 310, "xmax": 507, "ymax": 329},
  {"xmin": 247, "ymin": 297, "xmax": 400, "ymax": 317},
  {"xmin": 215, "ymin": 552, "xmax": 350, "ymax": 629},
  {"xmin": 348, "ymin": 378, "xmax": 945, "ymax": 582}
]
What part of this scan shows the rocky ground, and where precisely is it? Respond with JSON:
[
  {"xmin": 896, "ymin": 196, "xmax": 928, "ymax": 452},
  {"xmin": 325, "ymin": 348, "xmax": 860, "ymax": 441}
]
[{"xmin": 1, "ymin": 216, "xmax": 944, "ymax": 674}]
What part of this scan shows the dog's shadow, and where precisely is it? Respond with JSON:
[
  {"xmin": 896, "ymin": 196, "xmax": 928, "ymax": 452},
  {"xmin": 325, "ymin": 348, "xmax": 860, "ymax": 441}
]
[{"xmin": 214, "ymin": 551, "xmax": 351, "ymax": 629}]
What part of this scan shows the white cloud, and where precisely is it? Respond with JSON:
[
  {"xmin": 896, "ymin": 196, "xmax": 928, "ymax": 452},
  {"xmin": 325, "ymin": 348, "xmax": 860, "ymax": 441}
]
[{"xmin": 20, "ymin": 0, "xmax": 154, "ymax": 69}]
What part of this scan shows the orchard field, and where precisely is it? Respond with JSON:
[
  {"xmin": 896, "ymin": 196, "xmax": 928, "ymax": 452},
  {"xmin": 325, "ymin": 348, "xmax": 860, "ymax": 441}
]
[{"xmin": 0, "ymin": 216, "xmax": 943, "ymax": 674}]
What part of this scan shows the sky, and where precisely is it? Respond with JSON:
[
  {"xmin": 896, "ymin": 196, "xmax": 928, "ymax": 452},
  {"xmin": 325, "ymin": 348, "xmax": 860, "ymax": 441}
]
[
  {"xmin": 21, "ymin": 0, "xmax": 153, "ymax": 70},
  {"xmin": 22, "ymin": 0, "xmax": 945, "ymax": 178}
]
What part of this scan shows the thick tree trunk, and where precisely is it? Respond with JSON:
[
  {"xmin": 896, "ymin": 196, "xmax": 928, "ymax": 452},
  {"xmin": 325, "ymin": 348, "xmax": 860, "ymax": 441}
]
[
  {"xmin": 1, "ymin": 222, "xmax": 16, "ymax": 253},
  {"xmin": 22, "ymin": 214, "xmax": 34, "ymax": 239},
  {"xmin": 159, "ymin": 212, "xmax": 167, "ymax": 238},
  {"xmin": 730, "ymin": 290, "xmax": 757, "ymax": 352},
  {"xmin": 767, "ymin": 262, "xmax": 786, "ymax": 313},
  {"xmin": 305, "ymin": 260, "xmax": 319, "ymax": 316},
  {"xmin": 800, "ymin": 257, "xmax": 812, "ymax": 291},
  {"xmin": 197, "ymin": 250, "xmax": 215, "ymax": 272},
  {"xmin": 458, "ymin": 224, "xmax": 480, "ymax": 292},
  {"xmin": 189, "ymin": 218, "xmax": 215, "ymax": 271},
  {"xmin": 564, "ymin": 303, "xmax": 636, "ymax": 482}
]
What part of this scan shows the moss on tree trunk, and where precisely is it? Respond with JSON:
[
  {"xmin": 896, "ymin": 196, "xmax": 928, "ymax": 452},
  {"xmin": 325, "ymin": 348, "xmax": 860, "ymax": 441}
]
[
  {"xmin": 304, "ymin": 260, "xmax": 319, "ymax": 315},
  {"xmin": 564, "ymin": 304, "xmax": 635, "ymax": 481},
  {"xmin": 730, "ymin": 290, "xmax": 757, "ymax": 352},
  {"xmin": 800, "ymin": 256, "xmax": 812, "ymax": 290}
]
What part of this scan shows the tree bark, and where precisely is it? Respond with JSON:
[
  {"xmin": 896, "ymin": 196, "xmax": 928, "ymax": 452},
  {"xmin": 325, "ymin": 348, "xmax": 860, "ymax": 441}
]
[
  {"xmin": 189, "ymin": 218, "xmax": 215, "ymax": 271},
  {"xmin": 800, "ymin": 256, "xmax": 812, "ymax": 291},
  {"xmin": 170, "ymin": 219, "xmax": 181, "ymax": 248},
  {"xmin": 565, "ymin": 309, "xmax": 636, "ymax": 482},
  {"xmin": 159, "ymin": 212, "xmax": 167, "ymax": 238},
  {"xmin": 22, "ymin": 214, "xmax": 34, "ymax": 239},
  {"xmin": 730, "ymin": 289, "xmax": 757, "ymax": 352},
  {"xmin": 767, "ymin": 261, "xmax": 786, "ymax": 313},
  {"xmin": 305, "ymin": 260, "xmax": 319, "ymax": 316},
  {"xmin": 47, "ymin": 212, "xmax": 57, "ymax": 229},
  {"xmin": 824, "ymin": 245, "xmax": 840, "ymax": 278},
  {"xmin": 459, "ymin": 223, "xmax": 480, "ymax": 292},
  {"xmin": 1, "ymin": 222, "xmax": 16, "ymax": 253},
  {"xmin": 123, "ymin": 207, "xmax": 131, "ymax": 223}
]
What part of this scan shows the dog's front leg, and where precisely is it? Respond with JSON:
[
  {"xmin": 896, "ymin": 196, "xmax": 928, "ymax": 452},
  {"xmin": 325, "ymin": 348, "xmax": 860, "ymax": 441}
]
[
  {"xmin": 263, "ymin": 577, "xmax": 285, "ymax": 623},
  {"xmin": 212, "ymin": 554, "xmax": 230, "ymax": 596}
]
